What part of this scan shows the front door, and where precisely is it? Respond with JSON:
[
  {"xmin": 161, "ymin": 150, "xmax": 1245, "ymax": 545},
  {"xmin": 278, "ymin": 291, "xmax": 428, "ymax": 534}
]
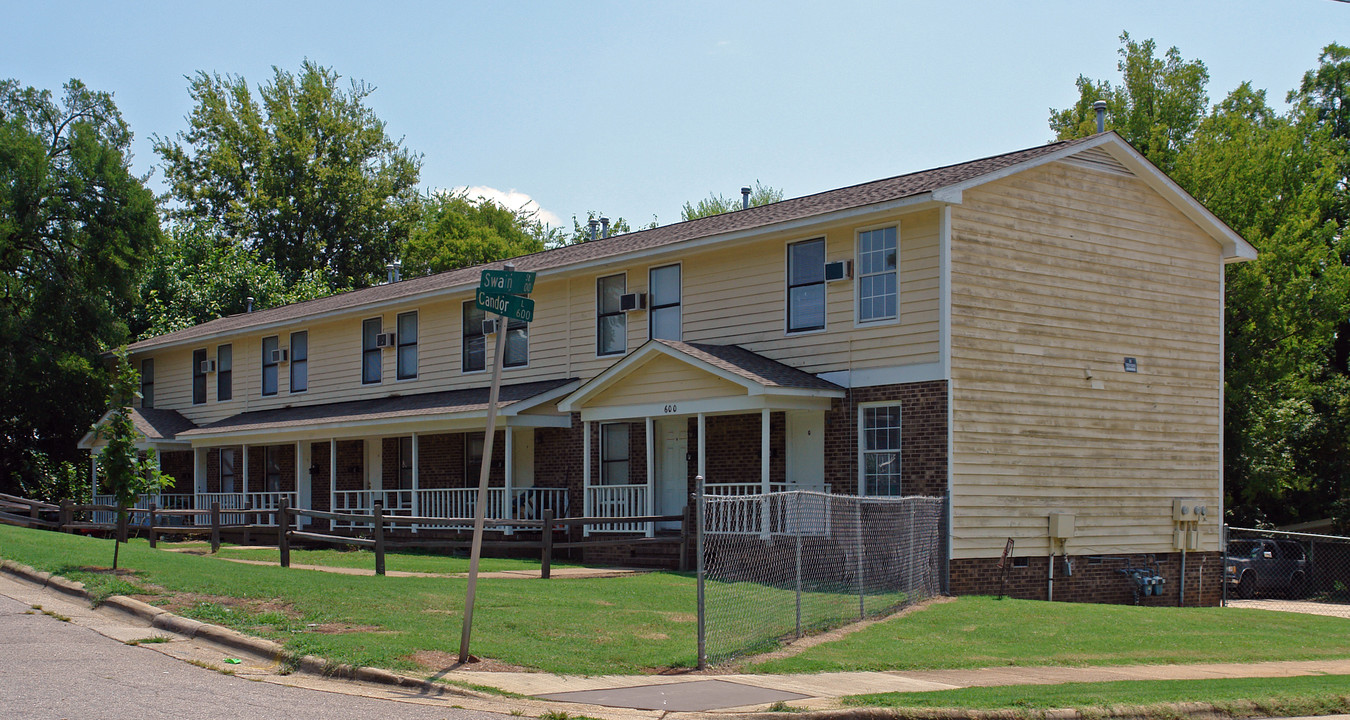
[{"xmin": 655, "ymin": 419, "xmax": 688, "ymax": 528}]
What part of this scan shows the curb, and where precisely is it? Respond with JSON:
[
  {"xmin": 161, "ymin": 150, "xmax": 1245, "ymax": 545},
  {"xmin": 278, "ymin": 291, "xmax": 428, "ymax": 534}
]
[{"xmin": 0, "ymin": 560, "xmax": 471, "ymax": 699}]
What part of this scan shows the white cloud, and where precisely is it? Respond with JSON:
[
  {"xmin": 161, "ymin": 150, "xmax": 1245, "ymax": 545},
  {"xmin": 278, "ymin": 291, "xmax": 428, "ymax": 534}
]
[{"xmin": 452, "ymin": 186, "xmax": 564, "ymax": 228}]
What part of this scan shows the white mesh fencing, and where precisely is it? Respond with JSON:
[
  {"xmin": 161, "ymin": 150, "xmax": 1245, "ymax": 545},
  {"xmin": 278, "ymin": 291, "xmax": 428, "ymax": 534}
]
[{"xmin": 696, "ymin": 489, "xmax": 946, "ymax": 666}]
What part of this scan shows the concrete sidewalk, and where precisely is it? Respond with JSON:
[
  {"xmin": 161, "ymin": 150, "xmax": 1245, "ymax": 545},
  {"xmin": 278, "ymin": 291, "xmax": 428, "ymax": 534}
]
[{"xmin": 2, "ymin": 561, "xmax": 1349, "ymax": 717}]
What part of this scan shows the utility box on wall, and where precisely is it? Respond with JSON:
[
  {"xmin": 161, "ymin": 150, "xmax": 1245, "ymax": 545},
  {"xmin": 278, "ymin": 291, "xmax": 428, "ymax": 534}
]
[{"xmin": 1049, "ymin": 513, "xmax": 1075, "ymax": 539}]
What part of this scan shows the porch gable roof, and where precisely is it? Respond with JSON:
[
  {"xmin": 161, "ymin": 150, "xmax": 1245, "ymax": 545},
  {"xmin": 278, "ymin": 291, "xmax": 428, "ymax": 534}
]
[{"xmin": 77, "ymin": 407, "xmax": 198, "ymax": 450}]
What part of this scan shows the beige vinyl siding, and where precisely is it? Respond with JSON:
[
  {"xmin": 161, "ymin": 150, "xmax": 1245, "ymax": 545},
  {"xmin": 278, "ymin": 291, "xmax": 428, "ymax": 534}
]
[
  {"xmin": 949, "ymin": 159, "xmax": 1223, "ymax": 560},
  {"xmin": 588, "ymin": 355, "xmax": 746, "ymax": 407}
]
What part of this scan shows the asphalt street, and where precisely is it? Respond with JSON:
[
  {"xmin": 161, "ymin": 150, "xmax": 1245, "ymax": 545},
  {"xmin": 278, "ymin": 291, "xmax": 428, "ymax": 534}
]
[{"xmin": 0, "ymin": 592, "xmax": 513, "ymax": 720}]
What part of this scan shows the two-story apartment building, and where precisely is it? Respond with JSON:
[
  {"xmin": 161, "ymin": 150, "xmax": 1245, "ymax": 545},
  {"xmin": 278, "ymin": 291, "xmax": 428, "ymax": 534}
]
[{"xmin": 80, "ymin": 132, "xmax": 1255, "ymax": 603}]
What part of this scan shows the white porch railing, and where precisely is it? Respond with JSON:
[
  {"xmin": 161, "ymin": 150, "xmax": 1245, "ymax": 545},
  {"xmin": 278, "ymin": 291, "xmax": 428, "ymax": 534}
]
[
  {"xmin": 333, "ymin": 490, "xmax": 414, "ymax": 529},
  {"xmin": 91, "ymin": 492, "xmax": 297, "ymax": 526},
  {"xmin": 704, "ymin": 485, "xmax": 834, "ymax": 536},
  {"xmin": 585, "ymin": 484, "xmax": 650, "ymax": 535}
]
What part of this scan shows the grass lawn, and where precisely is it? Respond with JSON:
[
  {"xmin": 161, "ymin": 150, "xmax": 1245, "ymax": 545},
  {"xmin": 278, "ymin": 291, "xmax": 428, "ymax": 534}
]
[
  {"xmin": 3, "ymin": 525, "xmax": 1350, "ymax": 678},
  {"xmin": 200, "ymin": 544, "xmax": 561, "ymax": 574},
  {"xmin": 842, "ymin": 674, "xmax": 1350, "ymax": 716}
]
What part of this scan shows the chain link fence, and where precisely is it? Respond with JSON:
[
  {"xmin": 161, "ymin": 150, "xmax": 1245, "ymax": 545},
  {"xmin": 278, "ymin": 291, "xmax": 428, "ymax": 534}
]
[
  {"xmin": 696, "ymin": 487, "xmax": 946, "ymax": 666},
  {"xmin": 1223, "ymin": 526, "xmax": 1350, "ymax": 618}
]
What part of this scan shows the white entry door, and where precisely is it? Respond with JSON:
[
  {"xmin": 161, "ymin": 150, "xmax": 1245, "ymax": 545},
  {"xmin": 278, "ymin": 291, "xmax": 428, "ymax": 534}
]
[
  {"xmin": 655, "ymin": 419, "xmax": 689, "ymax": 527},
  {"xmin": 785, "ymin": 411, "xmax": 825, "ymax": 490}
]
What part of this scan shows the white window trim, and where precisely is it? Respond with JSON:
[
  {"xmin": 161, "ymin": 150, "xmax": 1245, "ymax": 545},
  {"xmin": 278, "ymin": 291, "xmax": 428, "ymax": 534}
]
[
  {"xmin": 191, "ymin": 347, "xmax": 208, "ymax": 405},
  {"xmin": 857, "ymin": 401, "xmax": 902, "ymax": 497},
  {"xmin": 288, "ymin": 329, "xmax": 310, "ymax": 394},
  {"xmin": 785, "ymin": 237, "xmax": 829, "ymax": 336},
  {"xmin": 502, "ymin": 315, "xmax": 531, "ymax": 371},
  {"xmin": 215, "ymin": 344, "xmax": 233, "ymax": 404},
  {"xmin": 596, "ymin": 272, "xmax": 628, "ymax": 358},
  {"xmin": 600, "ymin": 421, "xmax": 630, "ymax": 485},
  {"xmin": 854, "ymin": 222, "xmax": 901, "ymax": 327},
  {"xmin": 361, "ymin": 316, "xmax": 383, "ymax": 385},
  {"xmin": 647, "ymin": 262, "xmax": 682, "ymax": 342},
  {"xmin": 261, "ymin": 335, "xmax": 282, "ymax": 397},
  {"xmin": 219, "ymin": 447, "xmax": 237, "ymax": 493},
  {"xmin": 461, "ymin": 301, "xmax": 488, "ymax": 375},
  {"xmin": 396, "ymin": 309, "xmax": 419, "ymax": 382}
]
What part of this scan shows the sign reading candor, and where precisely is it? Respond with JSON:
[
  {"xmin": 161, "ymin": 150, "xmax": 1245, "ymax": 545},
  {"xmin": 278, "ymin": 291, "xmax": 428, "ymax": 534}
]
[{"xmin": 475, "ymin": 269, "xmax": 536, "ymax": 322}]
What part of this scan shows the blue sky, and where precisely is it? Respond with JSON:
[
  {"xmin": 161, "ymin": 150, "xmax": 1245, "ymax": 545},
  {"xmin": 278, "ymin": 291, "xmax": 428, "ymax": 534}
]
[{"xmin": 4, "ymin": 1, "xmax": 1344, "ymax": 230}]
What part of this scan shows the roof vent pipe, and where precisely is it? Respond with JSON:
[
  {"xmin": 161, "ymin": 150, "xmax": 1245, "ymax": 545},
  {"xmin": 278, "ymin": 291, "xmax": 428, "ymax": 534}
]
[
  {"xmin": 246, "ymin": 296, "xmax": 254, "ymax": 313},
  {"xmin": 741, "ymin": 186, "xmax": 751, "ymax": 210},
  {"xmin": 587, "ymin": 218, "xmax": 599, "ymax": 242},
  {"xmin": 1093, "ymin": 100, "xmax": 1107, "ymax": 134},
  {"xmin": 600, "ymin": 217, "xmax": 610, "ymax": 238},
  {"xmin": 385, "ymin": 259, "xmax": 402, "ymax": 284}
]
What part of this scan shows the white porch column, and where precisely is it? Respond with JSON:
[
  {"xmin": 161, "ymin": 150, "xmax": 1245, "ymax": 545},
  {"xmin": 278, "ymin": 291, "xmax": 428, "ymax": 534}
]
[
  {"xmin": 645, "ymin": 417, "xmax": 655, "ymax": 538},
  {"xmin": 761, "ymin": 409, "xmax": 771, "ymax": 494},
  {"xmin": 329, "ymin": 439, "xmax": 337, "ymax": 514},
  {"xmin": 697, "ymin": 413, "xmax": 706, "ymax": 480},
  {"xmin": 90, "ymin": 454, "xmax": 99, "ymax": 498},
  {"xmin": 503, "ymin": 425, "xmax": 514, "ymax": 535},
  {"xmin": 411, "ymin": 433, "xmax": 420, "ymax": 525},
  {"xmin": 582, "ymin": 420, "xmax": 592, "ymax": 534}
]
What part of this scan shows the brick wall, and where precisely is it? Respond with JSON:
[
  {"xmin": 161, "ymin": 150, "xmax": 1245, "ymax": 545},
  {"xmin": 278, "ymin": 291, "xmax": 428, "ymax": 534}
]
[
  {"xmin": 824, "ymin": 381, "xmax": 948, "ymax": 496},
  {"xmin": 336, "ymin": 440, "xmax": 364, "ymax": 491},
  {"xmin": 159, "ymin": 451, "xmax": 194, "ymax": 494},
  {"xmin": 309, "ymin": 442, "xmax": 330, "ymax": 513},
  {"xmin": 536, "ymin": 414, "xmax": 583, "ymax": 517},
  {"xmin": 687, "ymin": 413, "xmax": 786, "ymax": 487},
  {"xmin": 416, "ymin": 433, "xmax": 463, "ymax": 489},
  {"xmin": 949, "ymin": 551, "xmax": 1223, "ymax": 606}
]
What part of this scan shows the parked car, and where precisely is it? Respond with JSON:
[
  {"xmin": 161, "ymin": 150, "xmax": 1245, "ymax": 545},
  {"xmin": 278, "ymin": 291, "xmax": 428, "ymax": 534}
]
[{"xmin": 1226, "ymin": 538, "xmax": 1310, "ymax": 598}]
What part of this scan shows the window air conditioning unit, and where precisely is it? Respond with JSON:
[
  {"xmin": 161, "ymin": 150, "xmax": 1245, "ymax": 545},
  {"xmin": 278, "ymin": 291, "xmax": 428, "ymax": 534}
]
[
  {"xmin": 824, "ymin": 260, "xmax": 853, "ymax": 282},
  {"xmin": 619, "ymin": 292, "xmax": 647, "ymax": 312},
  {"xmin": 269, "ymin": 348, "xmax": 289, "ymax": 364},
  {"xmin": 482, "ymin": 319, "xmax": 500, "ymax": 335},
  {"xmin": 375, "ymin": 331, "xmax": 397, "ymax": 348},
  {"xmin": 200, "ymin": 359, "xmax": 217, "ymax": 374}
]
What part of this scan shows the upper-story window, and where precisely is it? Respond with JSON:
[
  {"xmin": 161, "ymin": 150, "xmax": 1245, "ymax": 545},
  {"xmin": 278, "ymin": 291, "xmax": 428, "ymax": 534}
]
[
  {"xmin": 787, "ymin": 238, "xmax": 826, "ymax": 333},
  {"xmin": 649, "ymin": 264, "xmax": 681, "ymax": 341},
  {"xmin": 860, "ymin": 404, "xmax": 902, "ymax": 496},
  {"xmin": 362, "ymin": 318, "xmax": 382, "ymax": 384},
  {"xmin": 217, "ymin": 345, "xmax": 232, "ymax": 401},
  {"xmin": 192, "ymin": 349, "xmax": 207, "ymax": 404},
  {"xmin": 857, "ymin": 226, "xmax": 898, "ymax": 322},
  {"xmin": 261, "ymin": 336, "xmax": 279, "ymax": 396},
  {"xmin": 597, "ymin": 274, "xmax": 626, "ymax": 356},
  {"xmin": 504, "ymin": 317, "xmax": 528, "ymax": 367},
  {"xmin": 140, "ymin": 359, "xmax": 154, "ymax": 408},
  {"xmin": 397, "ymin": 311, "xmax": 418, "ymax": 380},
  {"xmin": 289, "ymin": 331, "xmax": 308, "ymax": 393},
  {"xmin": 464, "ymin": 301, "xmax": 527, "ymax": 372}
]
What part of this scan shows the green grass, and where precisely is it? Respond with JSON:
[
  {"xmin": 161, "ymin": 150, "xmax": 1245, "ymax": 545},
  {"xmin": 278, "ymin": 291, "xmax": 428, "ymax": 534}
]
[
  {"xmin": 202, "ymin": 544, "xmax": 567, "ymax": 574},
  {"xmin": 745, "ymin": 595, "xmax": 1350, "ymax": 674},
  {"xmin": 843, "ymin": 674, "xmax": 1350, "ymax": 715}
]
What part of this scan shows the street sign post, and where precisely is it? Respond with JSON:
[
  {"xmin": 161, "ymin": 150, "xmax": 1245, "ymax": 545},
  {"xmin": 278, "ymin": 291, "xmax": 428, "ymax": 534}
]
[
  {"xmin": 480, "ymin": 268, "xmax": 536, "ymax": 295},
  {"xmin": 475, "ymin": 288, "xmax": 535, "ymax": 323}
]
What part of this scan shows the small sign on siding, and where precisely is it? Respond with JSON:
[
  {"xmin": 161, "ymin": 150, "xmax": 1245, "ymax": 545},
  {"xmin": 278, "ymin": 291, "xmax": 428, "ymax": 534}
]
[{"xmin": 1124, "ymin": 357, "xmax": 1138, "ymax": 373}]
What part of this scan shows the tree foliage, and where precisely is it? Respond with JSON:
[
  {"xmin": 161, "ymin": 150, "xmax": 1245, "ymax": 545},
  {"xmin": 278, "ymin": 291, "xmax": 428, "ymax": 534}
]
[
  {"xmin": 565, "ymin": 211, "xmax": 657, "ymax": 245},
  {"xmin": 154, "ymin": 61, "xmax": 421, "ymax": 290},
  {"xmin": 680, "ymin": 181, "xmax": 784, "ymax": 221},
  {"xmin": 97, "ymin": 347, "xmax": 168, "ymax": 568},
  {"xmin": 0, "ymin": 78, "xmax": 160, "ymax": 495},
  {"xmin": 400, "ymin": 192, "xmax": 548, "ymax": 278}
]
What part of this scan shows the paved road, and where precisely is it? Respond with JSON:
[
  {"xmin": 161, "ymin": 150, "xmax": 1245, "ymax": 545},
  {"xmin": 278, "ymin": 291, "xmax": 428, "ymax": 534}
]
[{"xmin": 0, "ymin": 592, "xmax": 513, "ymax": 720}]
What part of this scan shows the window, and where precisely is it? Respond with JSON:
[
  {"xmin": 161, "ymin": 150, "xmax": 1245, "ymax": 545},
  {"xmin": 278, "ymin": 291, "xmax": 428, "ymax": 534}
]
[
  {"xmin": 465, "ymin": 434, "xmax": 484, "ymax": 486},
  {"xmin": 362, "ymin": 318, "xmax": 382, "ymax": 384},
  {"xmin": 860, "ymin": 404, "xmax": 902, "ymax": 496},
  {"xmin": 264, "ymin": 445, "xmax": 282, "ymax": 493},
  {"xmin": 217, "ymin": 345, "xmax": 232, "ymax": 401},
  {"xmin": 601, "ymin": 423, "xmax": 630, "ymax": 485},
  {"xmin": 464, "ymin": 301, "xmax": 527, "ymax": 371},
  {"xmin": 289, "ymin": 331, "xmax": 308, "ymax": 393},
  {"xmin": 261, "ymin": 336, "xmax": 279, "ymax": 396},
  {"xmin": 787, "ymin": 238, "xmax": 826, "ymax": 332},
  {"xmin": 220, "ymin": 449, "xmax": 236, "ymax": 494},
  {"xmin": 140, "ymin": 359, "xmax": 154, "ymax": 409},
  {"xmin": 192, "ymin": 349, "xmax": 207, "ymax": 404},
  {"xmin": 397, "ymin": 311, "xmax": 418, "ymax": 379},
  {"xmin": 597, "ymin": 274, "xmax": 626, "ymax": 356},
  {"xmin": 397, "ymin": 437, "xmax": 414, "ymax": 490},
  {"xmin": 857, "ymin": 226, "xmax": 898, "ymax": 322},
  {"xmin": 649, "ymin": 264, "xmax": 681, "ymax": 341}
]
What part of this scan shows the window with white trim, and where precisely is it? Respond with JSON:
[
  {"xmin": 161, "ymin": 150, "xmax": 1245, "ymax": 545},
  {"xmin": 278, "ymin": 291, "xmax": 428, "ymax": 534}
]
[
  {"xmin": 597, "ymin": 274, "xmax": 626, "ymax": 356},
  {"xmin": 397, "ymin": 311, "xmax": 418, "ymax": 379},
  {"xmin": 860, "ymin": 404, "xmax": 902, "ymax": 496},
  {"xmin": 289, "ymin": 331, "xmax": 308, "ymax": 392},
  {"xmin": 463, "ymin": 302, "xmax": 486, "ymax": 373},
  {"xmin": 264, "ymin": 445, "xmax": 282, "ymax": 493},
  {"xmin": 601, "ymin": 423, "xmax": 630, "ymax": 485},
  {"xmin": 261, "ymin": 336, "xmax": 279, "ymax": 395},
  {"xmin": 397, "ymin": 436, "xmax": 414, "ymax": 490},
  {"xmin": 857, "ymin": 226, "xmax": 898, "ymax": 322},
  {"xmin": 192, "ymin": 349, "xmax": 207, "ymax": 404},
  {"xmin": 220, "ymin": 448, "xmax": 236, "ymax": 494},
  {"xmin": 787, "ymin": 238, "xmax": 826, "ymax": 332},
  {"xmin": 649, "ymin": 264, "xmax": 681, "ymax": 341},
  {"xmin": 140, "ymin": 359, "xmax": 154, "ymax": 408},
  {"xmin": 362, "ymin": 318, "xmax": 382, "ymax": 384},
  {"xmin": 217, "ymin": 345, "xmax": 232, "ymax": 401}
]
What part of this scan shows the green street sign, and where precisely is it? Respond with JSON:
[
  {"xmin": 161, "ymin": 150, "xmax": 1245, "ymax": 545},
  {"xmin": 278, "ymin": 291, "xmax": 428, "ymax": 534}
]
[
  {"xmin": 476, "ymin": 288, "xmax": 535, "ymax": 323},
  {"xmin": 480, "ymin": 269, "xmax": 536, "ymax": 295}
]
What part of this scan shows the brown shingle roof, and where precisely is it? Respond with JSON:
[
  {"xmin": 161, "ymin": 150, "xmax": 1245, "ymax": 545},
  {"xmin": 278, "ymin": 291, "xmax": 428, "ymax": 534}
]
[
  {"xmin": 130, "ymin": 136, "xmax": 1099, "ymax": 352},
  {"xmin": 177, "ymin": 378, "xmax": 576, "ymax": 437},
  {"xmin": 132, "ymin": 408, "xmax": 197, "ymax": 441},
  {"xmin": 657, "ymin": 341, "xmax": 842, "ymax": 391}
]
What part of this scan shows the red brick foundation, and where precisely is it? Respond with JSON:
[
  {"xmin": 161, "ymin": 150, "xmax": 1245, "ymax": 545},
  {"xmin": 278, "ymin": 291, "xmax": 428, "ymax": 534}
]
[{"xmin": 949, "ymin": 551, "xmax": 1223, "ymax": 606}]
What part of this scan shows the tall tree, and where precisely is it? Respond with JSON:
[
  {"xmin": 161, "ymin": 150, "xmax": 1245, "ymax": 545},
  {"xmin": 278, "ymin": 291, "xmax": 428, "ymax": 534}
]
[
  {"xmin": 1049, "ymin": 32, "xmax": 1210, "ymax": 172},
  {"xmin": 0, "ymin": 78, "xmax": 160, "ymax": 496},
  {"xmin": 680, "ymin": 181, "xmax": 783, "ymax": 221},
  {"xmin": 98, "ymin": 347, "xmax": 168, "ymax": 569},
  {"xmin": 154, "ymin": 61, "xmax": 421, "ymax": 290},
  {"xmin": 400, "ymin": 192, "xmax": 548, "ymax": 278}
]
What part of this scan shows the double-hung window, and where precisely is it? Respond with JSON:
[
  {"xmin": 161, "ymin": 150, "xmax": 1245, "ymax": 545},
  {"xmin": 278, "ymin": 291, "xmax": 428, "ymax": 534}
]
[
  {"xmin": 465, "ymin": 434, "xmax": 484, "ymax": 485},
  {"xmin": 397, "ymin": 311, "xmax": 418, "ymax": 379},
  {"xmin": 192, "ymin": 349, "xmax": 207, "ymax": 404},
  {"xmin": 857, "ymin": 226, "xmax": 898, "ymax": 322},
  {"xmin": 140, "ymin": 359, "xmax": 154, "ymax": 408},
  {"xmin": 289, "ymin": 331, "xmax": 308, "ymax": 393},
  {"xmin": 216, "ymin": 345, "xmax": 232, "ymax": 401},
  {"xmin": 860, "ymin": 404, "xmax": 902, "ymax": 496},
  {"xmin": 362, "ymin": 318, "xmax": 382, "ymax": 384},
  {"xmin": 649, "ymin": 264, "xmax": 681, "ymax": 341},
  {"xmin": 397, "ymin": 437, "xmax": 414, "ymax": 490},
  {"xmin": 264, "ymin": 445, "xmax": 282, "ymax": 493},
  {"xmin": 220, "ymin": 448, "xmax": 236, "ymax": 493},
  {"xmin": 597, "ymin": 274, "xmax": 626, "ymax": 356},
  {"xmin": 504, "ymin": 318, "xmax": 528, "ymax": 367},
  {"xmin": 464, "ymin": 301, "xmax": 527, "ymax": 371},
  {"xmin": 787, "ymin": 238, "xmax": 826, "ymax": 332},
  {"xmin": 261, "ymin": 336, "xmax": 279, "ymax": 396},
  {"xmin": 601, "ymin": 423, "xmax": 630, "ymax": 485}
]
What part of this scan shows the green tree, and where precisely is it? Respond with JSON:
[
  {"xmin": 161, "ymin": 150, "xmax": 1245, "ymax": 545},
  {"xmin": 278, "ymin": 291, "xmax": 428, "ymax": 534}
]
[
  {"xmin": 97, "ymin": 347, "xmax": 168, "ymax": 569},
  {"xmin": 400, "ymin": 192, "xmax": 548, "ymax": 278},
  {"xmin": 565, "ymin": 211, "xmax": 658, "ymax": 245},
  {"xmin": 132, "ymin": 219, "xmax": 332, "ymax": 338},
  {"xmin": 680, "ymin": 181, "xmax": 783, "ymax": 221},
  {"xmin": 1050, "ymin": 32, "xmax": 1210, "ymax": 172},
  {"xmin": 154, "ymin": 61, "xmax": 421, "ymax": 290},
  {"xmin": 0, "ymin": 78, "xmax": 161, "ymax": 496}
]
